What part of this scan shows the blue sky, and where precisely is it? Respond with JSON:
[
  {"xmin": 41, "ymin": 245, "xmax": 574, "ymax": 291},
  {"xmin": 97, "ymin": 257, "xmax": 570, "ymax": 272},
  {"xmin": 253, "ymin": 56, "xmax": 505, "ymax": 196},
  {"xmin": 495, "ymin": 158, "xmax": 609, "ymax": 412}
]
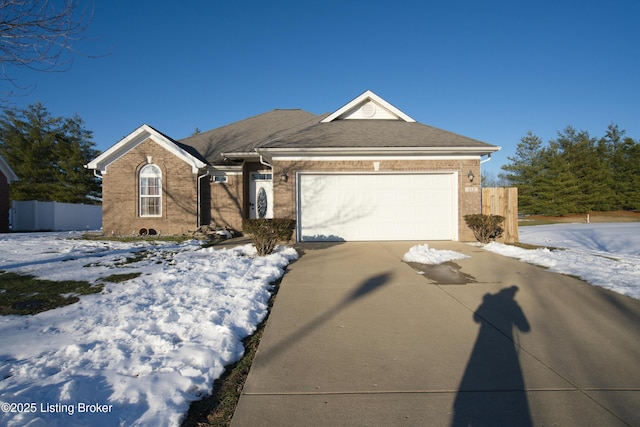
[{"xmin": 5, "ymin": 0, "xmax": 640, "ymax": 176}]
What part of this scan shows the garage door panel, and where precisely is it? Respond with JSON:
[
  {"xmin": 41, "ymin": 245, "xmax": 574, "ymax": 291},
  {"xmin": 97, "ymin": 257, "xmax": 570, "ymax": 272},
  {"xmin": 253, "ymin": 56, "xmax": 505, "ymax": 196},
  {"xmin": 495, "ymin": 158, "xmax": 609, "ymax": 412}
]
[{"xmin": 298, "ymin": 173, "xmax": 456, "ymax": 241}]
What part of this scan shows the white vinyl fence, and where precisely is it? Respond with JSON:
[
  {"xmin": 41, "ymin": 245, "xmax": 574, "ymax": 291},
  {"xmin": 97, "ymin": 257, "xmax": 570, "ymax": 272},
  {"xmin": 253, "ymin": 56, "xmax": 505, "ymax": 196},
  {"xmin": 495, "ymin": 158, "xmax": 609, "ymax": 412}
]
[{"xmin": 11, "ymin": 201, "xmax": 101, "ymax": 231}]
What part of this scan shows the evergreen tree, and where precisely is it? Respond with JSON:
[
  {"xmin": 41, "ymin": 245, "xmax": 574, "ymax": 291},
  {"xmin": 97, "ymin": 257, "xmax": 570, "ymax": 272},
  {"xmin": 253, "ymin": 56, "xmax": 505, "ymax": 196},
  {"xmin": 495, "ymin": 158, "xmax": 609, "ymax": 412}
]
[
  {"xmin": 501, "ymin": 124, "xmax": 637, "ymax": 215},
  {"xmin": 623, "ymin": 139, "xmax": 640, "ymax": 210},
  {"xmin": 535, "ymin": 146, "xmax": 581, "ymax": 215},
  {"xmin": 612, "ymin": 136, "xmax": 640, "ymax": 210},
  {"xmin": 550, "ymin": 126, "xmax": 614, "ymax": 212},
  {"xmin": 0, "ymin": 103, "xmax": 101, "ymax": 203},
  {"xmin": 603, "ymin": 124, "xmax": 640, "ymax": 210},
  {"xmin": 499, "ymin": 131, "xmax": 544, "ymax": 214}
]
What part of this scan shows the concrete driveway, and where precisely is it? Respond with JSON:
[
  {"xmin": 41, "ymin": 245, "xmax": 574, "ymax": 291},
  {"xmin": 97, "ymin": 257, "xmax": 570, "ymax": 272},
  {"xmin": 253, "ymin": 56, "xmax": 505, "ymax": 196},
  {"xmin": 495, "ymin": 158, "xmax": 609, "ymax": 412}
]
[{"xmin": 231, "ymin": 242, "xmax": 640, "ymax": 426}]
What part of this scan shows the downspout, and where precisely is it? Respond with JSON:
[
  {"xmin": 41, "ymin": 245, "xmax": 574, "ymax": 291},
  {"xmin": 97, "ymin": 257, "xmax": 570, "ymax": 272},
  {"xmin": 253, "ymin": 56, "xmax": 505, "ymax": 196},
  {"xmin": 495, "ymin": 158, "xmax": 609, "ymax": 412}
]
[
  {"xmin": 259, "ymin": 154, "xmax": 272, "ymax": 168},
  {"xmin": 479, "ymin": 153, "xmax": 493, "ymax": 215},
  {"xmin": 197, "ymin": 168, "xmax": 210, "ymax": 227}
]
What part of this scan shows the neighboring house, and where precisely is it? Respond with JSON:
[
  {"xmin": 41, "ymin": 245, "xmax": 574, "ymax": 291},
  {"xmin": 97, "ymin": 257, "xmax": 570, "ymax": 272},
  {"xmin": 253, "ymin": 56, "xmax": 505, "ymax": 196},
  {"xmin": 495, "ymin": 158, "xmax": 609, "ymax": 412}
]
[
  {"xmin": 0, "ymin": 154, "xmax": 18, "ymax": 232},
  {"xmin": 87, "ymin": 91, "xmax": 500, "ymax": 241}
]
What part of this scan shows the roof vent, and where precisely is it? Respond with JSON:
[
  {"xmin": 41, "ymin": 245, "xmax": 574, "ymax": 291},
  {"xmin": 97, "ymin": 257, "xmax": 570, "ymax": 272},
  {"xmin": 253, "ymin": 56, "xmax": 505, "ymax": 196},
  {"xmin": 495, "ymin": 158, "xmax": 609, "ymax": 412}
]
[{"xmin": 361, "ymin": 103, "xmax": 376, "ymax": 117}]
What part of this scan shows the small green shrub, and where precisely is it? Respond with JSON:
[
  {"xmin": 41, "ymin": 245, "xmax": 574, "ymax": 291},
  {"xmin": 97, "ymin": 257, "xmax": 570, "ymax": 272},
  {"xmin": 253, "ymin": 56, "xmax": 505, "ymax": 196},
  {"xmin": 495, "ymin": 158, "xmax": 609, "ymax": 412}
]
[
  {"xmin": 242, "ymin": 219, "xmax": 295, "ymax": 256},
  {"xmin": 464, "ymin": 214, "xmax": 505, "ymax": 243}
]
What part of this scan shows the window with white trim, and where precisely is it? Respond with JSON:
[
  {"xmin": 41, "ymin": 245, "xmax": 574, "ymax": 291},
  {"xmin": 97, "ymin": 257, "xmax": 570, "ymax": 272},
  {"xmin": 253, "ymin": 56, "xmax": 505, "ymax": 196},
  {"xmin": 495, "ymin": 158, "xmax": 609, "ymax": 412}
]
[
  {"xmin": 211, "ymin": 175, "xmax": 228, "ymax": 183},
  {"xmin": 251, "ymin": 173, "xmax": 272, "ymax": 180},
  {"xmin": 139, "ymin": 164, "xmax": 162, "ymax": 216}
]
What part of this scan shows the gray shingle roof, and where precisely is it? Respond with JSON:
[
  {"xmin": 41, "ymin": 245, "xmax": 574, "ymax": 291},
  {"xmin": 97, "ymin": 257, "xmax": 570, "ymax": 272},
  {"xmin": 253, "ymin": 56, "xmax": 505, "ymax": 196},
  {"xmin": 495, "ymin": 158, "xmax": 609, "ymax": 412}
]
[
  {"xmin": 179, "ymin": 109, "xmax": 321, "ymax": 163},
  {"xmin": 260, "ymin": 119, "xmax": 494, "ymax": 149},
  {"xmin": 179, "ymin": 109, "xmax": 497, "ymax": 164}
]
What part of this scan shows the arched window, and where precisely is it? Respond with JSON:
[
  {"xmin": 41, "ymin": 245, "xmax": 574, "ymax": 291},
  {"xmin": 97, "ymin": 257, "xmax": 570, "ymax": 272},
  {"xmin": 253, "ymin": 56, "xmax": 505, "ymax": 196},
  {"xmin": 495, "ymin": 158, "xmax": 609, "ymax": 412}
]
[{"xmin": 139, "ymin": 164, "xmax": 162, "ymax": 216}]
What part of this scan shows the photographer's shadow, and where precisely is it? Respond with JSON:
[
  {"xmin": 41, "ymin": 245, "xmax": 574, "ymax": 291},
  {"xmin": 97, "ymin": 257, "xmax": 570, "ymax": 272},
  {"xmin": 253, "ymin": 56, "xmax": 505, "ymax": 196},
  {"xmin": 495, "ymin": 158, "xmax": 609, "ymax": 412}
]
[{"xmin": 451, "ymin": 286, "xmax": 533, "ymax": 427}]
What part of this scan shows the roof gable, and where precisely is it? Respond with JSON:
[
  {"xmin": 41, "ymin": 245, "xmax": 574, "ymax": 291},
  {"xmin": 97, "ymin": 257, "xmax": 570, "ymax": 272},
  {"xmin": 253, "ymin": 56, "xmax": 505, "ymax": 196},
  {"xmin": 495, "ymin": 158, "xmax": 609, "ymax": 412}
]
[
  {"xmin": 86, "ymin": 124, "xmax": 207, "ymax": 174},
  {"xmin": 321, "ymin": 90, "xmax": 416, "ymax": 123},
  {"xmin": 0, "ymin": 154, "xmax": 18, "ymax": 182}
]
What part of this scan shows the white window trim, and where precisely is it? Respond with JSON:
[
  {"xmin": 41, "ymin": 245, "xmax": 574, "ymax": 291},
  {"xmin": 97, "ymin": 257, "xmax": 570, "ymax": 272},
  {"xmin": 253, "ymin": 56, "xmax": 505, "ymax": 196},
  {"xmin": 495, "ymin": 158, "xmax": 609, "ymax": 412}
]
[
  {"xmin": 211, "ymin": 175, "xmax": 228, "ymax": 183},
  {"xmin": 251, "ymin": 171, "xmax": 273, "ymax": 181},
  {"xmin": 139, "ymin": 164, "xmax": 162, "ymax": 217}
]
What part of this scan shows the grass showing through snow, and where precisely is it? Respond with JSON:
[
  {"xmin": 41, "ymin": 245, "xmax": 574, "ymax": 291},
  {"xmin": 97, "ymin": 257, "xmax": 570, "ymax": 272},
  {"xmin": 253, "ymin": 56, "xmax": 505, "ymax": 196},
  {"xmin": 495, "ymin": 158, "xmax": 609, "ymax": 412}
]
[{"xmin": 0, "ymin": 271, "xmax": 102, "ymax": 315}]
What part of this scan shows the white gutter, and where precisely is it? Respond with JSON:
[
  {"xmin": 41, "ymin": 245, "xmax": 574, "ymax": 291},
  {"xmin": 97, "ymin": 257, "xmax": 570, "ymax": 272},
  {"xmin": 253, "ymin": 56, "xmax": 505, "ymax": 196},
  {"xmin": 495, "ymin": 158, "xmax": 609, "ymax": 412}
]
[
  {"xmin": 261, "ymin": 146, "xmax": 500, "ymax": 153},
  {"xmin": 481, "ymin": 152, "xmax": 496, "ymax": 164},
  {"xmin": 257, "ymin": 146, "xmax": 500, "ymax": 161},
  {"xmin": 221, "ymin": 152, "xmax": 259, "ymax": 160}
]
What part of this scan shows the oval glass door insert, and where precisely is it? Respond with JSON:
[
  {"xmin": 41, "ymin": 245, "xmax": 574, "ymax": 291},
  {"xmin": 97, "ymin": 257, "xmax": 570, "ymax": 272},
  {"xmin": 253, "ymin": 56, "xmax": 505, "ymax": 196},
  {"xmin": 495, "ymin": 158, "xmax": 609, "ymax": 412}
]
[{"xmin": 257, "ymin": 187, "xmax": 268, "ymax": 218}]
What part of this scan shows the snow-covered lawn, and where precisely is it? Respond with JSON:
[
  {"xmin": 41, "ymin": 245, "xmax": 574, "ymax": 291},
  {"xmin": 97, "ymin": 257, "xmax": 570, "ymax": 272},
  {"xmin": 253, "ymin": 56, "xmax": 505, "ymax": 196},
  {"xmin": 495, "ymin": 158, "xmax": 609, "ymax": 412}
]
[
  {"xmin": 401, "ymin": 223, "xmax": 640, "ymax": 300},
  {"xmin": 0, "ymin": 233, "xmax": 297, "ymax": 427},
  {"xmin": 483, "ymin": 222, "xmax": 640, "ymax": 300},
  {"xmin": 1, "ymin": 224, "xmax": 638, "ymax": 426}
]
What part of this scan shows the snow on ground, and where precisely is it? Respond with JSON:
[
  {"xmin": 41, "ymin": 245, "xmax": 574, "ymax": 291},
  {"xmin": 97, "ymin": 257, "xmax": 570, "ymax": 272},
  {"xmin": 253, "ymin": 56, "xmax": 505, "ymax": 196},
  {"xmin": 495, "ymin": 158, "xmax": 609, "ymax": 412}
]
[
  {"xmin": 0, "ymin": 232, "xmax": 297, "ymax": 427},
  {"xmin": 2, "ymin": 225, "xmax": 638, "ymax": 425},
  {"xmin": 484, "ymin": 222, "xmax": 640, "ymax": 300},
  {"xmin": 402, "ymin": 244, "xmax": 469, "ymax": 264}
]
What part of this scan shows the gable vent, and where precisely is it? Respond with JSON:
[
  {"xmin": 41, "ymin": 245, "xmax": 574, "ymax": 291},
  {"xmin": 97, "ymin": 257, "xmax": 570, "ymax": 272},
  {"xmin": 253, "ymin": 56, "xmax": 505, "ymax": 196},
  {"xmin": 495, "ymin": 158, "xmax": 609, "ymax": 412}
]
[{"xmin": 361, "ymin": 103, "xmax": 376, "ymax": 117}]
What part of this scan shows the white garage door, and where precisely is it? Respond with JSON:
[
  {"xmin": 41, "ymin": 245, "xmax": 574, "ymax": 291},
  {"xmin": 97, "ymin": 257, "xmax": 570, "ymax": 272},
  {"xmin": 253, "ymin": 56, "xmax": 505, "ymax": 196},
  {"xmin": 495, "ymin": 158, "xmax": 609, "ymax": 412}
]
[{"xmin": 298, "ymin": 173, "xmax": 457, "ymax": 241}]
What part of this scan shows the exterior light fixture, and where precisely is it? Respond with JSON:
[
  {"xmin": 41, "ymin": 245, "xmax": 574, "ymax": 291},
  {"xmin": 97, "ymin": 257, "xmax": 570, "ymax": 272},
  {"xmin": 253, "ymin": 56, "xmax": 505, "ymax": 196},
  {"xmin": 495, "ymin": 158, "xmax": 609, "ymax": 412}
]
[
  {"xmin": 467, "ymin": 170, "xmax": 475, "ymax": 182},
  {"xmin": 280, "ymin": 171, "xmax": 288, "ymax": 183}
]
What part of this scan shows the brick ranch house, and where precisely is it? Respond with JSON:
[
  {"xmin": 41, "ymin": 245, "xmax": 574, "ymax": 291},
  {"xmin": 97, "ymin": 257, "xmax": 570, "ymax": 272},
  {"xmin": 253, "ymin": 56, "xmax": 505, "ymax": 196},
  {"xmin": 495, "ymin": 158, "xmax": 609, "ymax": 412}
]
[{"xmin": 87, "ymin": 91, "xmax": 500, "ymax": 241}]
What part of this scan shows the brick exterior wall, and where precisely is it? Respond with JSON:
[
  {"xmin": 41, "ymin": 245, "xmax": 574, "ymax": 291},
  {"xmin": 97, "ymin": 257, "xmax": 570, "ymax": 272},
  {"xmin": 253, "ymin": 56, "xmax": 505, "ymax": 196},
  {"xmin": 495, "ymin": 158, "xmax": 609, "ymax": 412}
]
[
  {"xmin": 0, "ymin": 171, "xmax": 9, "ymax": 232},
  {"xmin": 101, "ymin": 138, "xmax": 199, "ymax": 236},
  {"xmin": 101, "ymin": 144, "xmax": 483, "ymax": 241},
  {"xmin": 272, "ymin": 158, "xmax": 482, "ymax": 241},
  {"xmin": 208, "ymin": 174, "xmax": 243, "ymax": 230}
]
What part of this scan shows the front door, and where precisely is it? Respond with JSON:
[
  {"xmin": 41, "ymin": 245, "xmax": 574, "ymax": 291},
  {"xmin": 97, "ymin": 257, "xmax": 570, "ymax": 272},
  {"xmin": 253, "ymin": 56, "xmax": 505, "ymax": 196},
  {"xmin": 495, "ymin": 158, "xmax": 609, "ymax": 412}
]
[{"xmin": 249, "ymin": 172, "xmax": 273, "ymax": 219}]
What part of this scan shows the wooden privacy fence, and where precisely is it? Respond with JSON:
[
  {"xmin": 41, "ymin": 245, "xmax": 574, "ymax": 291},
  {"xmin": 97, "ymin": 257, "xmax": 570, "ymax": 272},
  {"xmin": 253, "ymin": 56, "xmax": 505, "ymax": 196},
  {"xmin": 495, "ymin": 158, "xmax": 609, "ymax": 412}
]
[{"xmin": 482, "ymin": 187, "xmax": 519, "ymax": 244}]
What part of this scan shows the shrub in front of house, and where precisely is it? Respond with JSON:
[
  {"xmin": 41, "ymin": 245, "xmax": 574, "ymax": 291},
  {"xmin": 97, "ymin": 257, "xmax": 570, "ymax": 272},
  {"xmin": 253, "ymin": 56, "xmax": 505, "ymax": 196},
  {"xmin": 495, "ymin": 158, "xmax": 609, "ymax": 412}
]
[
  {"xmin": 242, "ymin": 219, "xmax": 296, "ymax": 256},
  {"xmin": 464, "ymin": 214, "xmax": 504, "ymax": 244}
]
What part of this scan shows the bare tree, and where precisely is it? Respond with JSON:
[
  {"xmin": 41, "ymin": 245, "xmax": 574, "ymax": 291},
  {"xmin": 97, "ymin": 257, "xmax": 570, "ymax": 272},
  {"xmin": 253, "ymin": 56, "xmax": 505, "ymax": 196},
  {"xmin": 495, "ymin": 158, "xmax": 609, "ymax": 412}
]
[{"xmin": 0, "ymin": 0, "xmax": 92, "ymax": 94}]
